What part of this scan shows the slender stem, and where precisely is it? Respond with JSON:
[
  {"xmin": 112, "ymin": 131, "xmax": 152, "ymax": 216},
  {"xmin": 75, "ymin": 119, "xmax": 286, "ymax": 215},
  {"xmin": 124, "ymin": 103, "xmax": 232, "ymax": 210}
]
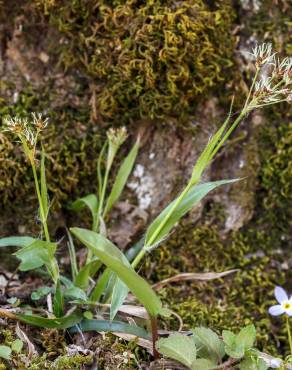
[
  {"xmin": 21, "ymin": 138, "xmax": 50, "ymax": 242},
  {"xmin": 150, "ymin": 316, "xmax": 159, "ymax": 359},
  {"xmin": 243, "ymin": 68, "xmax": 259, "ymax": 111},
  {"xmin": 286, "ymin": 316, "xmax": 292, "ymax": 355}
]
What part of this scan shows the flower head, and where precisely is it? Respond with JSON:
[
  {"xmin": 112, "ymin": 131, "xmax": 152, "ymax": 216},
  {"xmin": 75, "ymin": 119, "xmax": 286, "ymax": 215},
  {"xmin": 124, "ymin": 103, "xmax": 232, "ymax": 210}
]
[
  {"xmin": 251, "ymin": 43, "xmax": 275, "ymax": 67},
  {"xmin": 269, "ymin": 286, "xmax": 292, "ymax": 316}
]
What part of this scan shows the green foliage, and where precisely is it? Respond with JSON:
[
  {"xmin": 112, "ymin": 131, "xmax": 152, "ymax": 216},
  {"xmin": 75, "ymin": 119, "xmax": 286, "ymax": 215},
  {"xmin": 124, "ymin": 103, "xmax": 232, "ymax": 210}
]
[
  {"xmin": 223, "ymin": 325, "xmax": 256, "ymax": 359},
  {"xmin": 37, "ymin": 0, "xmax": 235, "ymax": 125},
  {"xmin": 156, "ymin": 333, "xmax": 197, "ymax": 368},
  {"xmin": 157, "ymin": 325, "xmax": 265, "ymax": 370},
  {"xmin": 70, "ymin": 227, "xmax": 165, "ymax": 318}
]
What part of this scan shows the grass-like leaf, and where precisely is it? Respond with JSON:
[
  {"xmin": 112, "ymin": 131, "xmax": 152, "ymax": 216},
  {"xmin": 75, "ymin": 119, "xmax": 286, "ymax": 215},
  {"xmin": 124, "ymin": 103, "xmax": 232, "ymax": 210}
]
[
  {"xmin": 145, "ymin": 179, "xmax": 239, "ymax": 248},
  {"xmin": 16, "ymin": 310, "xmax": 82, "ymax": 329},
  {"xmin": 71, "ymin": 228, "xmax": 164, "ymax": 317},
  {"xmin": 104, "ymin": 138, "xmax": 139, "ymax": 215},
  {"xmin": 69, "ymin": 319, "xmax": 150, "ymax": 339},
  {"xmin": 70, "ymin": 194, "xmax": 98, "ymax": 229}
]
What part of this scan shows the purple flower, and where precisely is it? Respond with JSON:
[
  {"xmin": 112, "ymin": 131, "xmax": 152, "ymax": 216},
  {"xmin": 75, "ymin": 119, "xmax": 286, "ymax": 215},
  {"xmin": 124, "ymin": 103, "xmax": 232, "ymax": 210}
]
[{"xmin": 269, "ymin": 286, "xmax": 292, "ymax": 316}]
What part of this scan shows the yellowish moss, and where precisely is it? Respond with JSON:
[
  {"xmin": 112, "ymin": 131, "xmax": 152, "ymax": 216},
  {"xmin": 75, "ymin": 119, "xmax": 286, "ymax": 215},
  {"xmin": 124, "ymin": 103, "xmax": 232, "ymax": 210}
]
[{"xmin": 35, "ymin": 0, "xmax": 236, "ymax": 125}]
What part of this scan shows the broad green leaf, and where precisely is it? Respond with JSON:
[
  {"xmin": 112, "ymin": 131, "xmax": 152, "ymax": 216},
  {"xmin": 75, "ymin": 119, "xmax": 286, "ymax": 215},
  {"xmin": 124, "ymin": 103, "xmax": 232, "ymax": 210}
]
[
  {"xmin": 145, "ymin": 179, "xmax": 239, "ymax": 247},
  {"xmin": 31, "ymin": 286, "xmax": 51, "ymax": 301},
  {"xmin": 156, "ymin": 333, "xmax": 197, "ymax": 368},
  {"xmin": 192, "ymin": 327, "xmax": 225, "ymax": 362},
  {"xmin": 11, "ymin": 339, "xmax": 23, "ymax": 353},
  {"xmin": 16, "ymin": 310, "xmax": 82, "ymax": 329},
  {"xmin": 71, "ymin": 228, "xmax": 164, "ymax": 317},
  {"xmin": 222, "ymin": 330, "xmax": 236, "ymax": 348},
  {"xmin": 104, "ymin": 139, "xmax": 139, "ymax": 215},
  {"xmin": 236, "ymin": 324, "xmax": 256, "ymax": 350},
  {"xmin": 224, "ymin": 344, "xmax": 245, "ymax": 359},
  {"xmin": 0, "ymin": 345, "xmax": 11, "ymax": 360},
  {"xmin": 53, "ymin": 280, "xmax": 64, "ymax": 317},
  {"xmin": 110, "ymin": 278, "xmax": 129, "ymax": 320},
  {"xmin": 40, "ymin": 147, "xmax": 49, "ymax": 219},
  {"xmin": 239, "ymin": 357, "xmax": 268, "ymax": 370},
  {"xmin": 74, "ymin": 260, "xmax": 102, "ymax": 290},
  {"xmin": 69, "ymin": 319, "xmax": 150, "ymax": 339},
  {"xmin": 70, "ymin": 194, "xmax": 98, "ymax": 227},
  {"xmin": 0, "ymin": 236, "xmax": 35, "ymax": 248},
  {"xmin": 223, "ymin": 329, "xmax": 245, "ymax": 358},
  {"xmin": 191, "ymin": 358, "xmax": 217, "ymax": 370},
  {"xmin": 14, "ymin": 240, "xmax": 57, "ymax": 271}
]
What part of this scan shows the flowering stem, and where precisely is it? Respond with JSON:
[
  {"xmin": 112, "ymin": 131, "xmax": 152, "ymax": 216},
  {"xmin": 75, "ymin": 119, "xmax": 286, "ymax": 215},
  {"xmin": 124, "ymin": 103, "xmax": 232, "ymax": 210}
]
[
  {"xmin": 286, "ymin": 316, "xmax": 292, "ymax": 356},
  {"xmin": 243, "ymin": 67, "xmax": 260, "ymax": 111}
]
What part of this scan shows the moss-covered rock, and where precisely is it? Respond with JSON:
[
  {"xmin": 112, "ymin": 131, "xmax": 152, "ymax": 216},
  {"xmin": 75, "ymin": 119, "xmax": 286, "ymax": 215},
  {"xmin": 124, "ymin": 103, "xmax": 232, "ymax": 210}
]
[{"xmin": 35, "ymin": 0, "xmax": 236, "ymax": 125}]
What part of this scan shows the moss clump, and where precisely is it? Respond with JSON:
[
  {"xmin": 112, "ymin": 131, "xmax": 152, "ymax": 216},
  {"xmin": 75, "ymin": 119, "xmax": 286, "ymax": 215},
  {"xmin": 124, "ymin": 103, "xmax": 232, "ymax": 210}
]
[
  {"xmin": 0, "ymin": 327, "xmax": 92, "ymax": 369},
  {"xmin": 36, "ymin": 0, "xmax": 235, "ymax": 125}
]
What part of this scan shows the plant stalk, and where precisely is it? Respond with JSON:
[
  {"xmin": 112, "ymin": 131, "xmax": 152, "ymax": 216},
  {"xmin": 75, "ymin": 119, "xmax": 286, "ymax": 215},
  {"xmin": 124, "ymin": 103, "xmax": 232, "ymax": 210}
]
[
  {"xmin": 150, "ymin": 316, "xmax": 159, "ymax": 360},
  {"xmin": 286, "ymin": 316, "xmax": 292, "ymax": 355}
]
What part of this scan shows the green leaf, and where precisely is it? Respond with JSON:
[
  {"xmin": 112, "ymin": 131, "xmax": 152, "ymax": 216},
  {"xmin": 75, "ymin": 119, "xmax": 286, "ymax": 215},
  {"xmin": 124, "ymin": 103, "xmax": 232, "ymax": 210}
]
[
  {"xmin": 223, "ymin": 329, "xmax": 245, "ymax": 359},
  {"xmin": 70, "ymin": 228, "xmax": 164, "ymax": 317},
  {"xmin": 110, "ymin": 278, "xmax": 129, "ymax": 320},
  {"xmin": 40, "ymin": 146, "xmax": 49, "ymax": 219},
  {"xmin": 64, "ymin": 285, "xmax": 88, "ymax": 301},
  {"xmin": 90, "ymin": 267, "xmax": 112, "ymax": 302},
  {"xmin": 145, "ymin": 179, "xmax": 239, "ymax": 247},
  {"xmin": 70, "ymin": 194, "xmax": 98, "ymax": 227},
  {"xmin": 11, "ymin": 339, "xmax": 23, "ymax": 353},
  {"xmin": 67, "ymin": 230, "xmax": 78, "ymax": 280},
  {"xmin": 104, "ymin": 139, "xmax": 139, "ymax": 215},
  {"xmin": 222, "ymin": 330, "xmax": 236, "ymax": 348},
  {"xmin": 192, "ymin": 327, "xmax": 225, "ymax": 362},
  {"xmin": 191, "ymin": 358, "xmax": 217, "ymax": 370},
  {"xmin": 0, "ymin": 345, "xmax": 11, "ymax": 360},
  {"xmin": 239, "ymin": 357, "xmax": 268, "ymax": 370},
  {"xmin": 31, "ymin": 286, "xmax": 51, "ymax": 301},
  {"xmin": 16, "ymin": 310, "xmax": 82, "ymax": 329},
  {"xmin": 156, "ymin": 333, "xmax": 197, "ymax": 368},
  {"xmin": 74, "ymin": 260, "xmax": 102, "ymax": 290},
  {"xmin": 69, "ymin": 319, "xmax": 151, "ymax": 340},
  {"xmin": 236, "ymin": 324, "xmax": 256, "ymax": 350},
  {"xmin": 53, "ymin": 280, "xmax": 64, "ymax": 317},
  {"xmin": 0, "ymin": 236, "xmax": 35, "ymax": 248},
  {"xmin": 14, "ymin": 240, "xmax": 57, "ymax": 271}
]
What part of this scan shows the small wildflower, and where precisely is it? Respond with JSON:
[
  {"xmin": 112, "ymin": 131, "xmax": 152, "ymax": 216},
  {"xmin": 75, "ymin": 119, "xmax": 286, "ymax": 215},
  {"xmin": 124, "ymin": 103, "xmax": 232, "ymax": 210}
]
[
  {"xmin": 251, "ymin": 43, "xmax": 275, "ymax": 67},
  {"xmin": 269, "ymin": 358, "xmax": 283, "ymax": 369},
  {"xmin": 269, "ymin": 286, "xmax": 292, "ymax": 316}
]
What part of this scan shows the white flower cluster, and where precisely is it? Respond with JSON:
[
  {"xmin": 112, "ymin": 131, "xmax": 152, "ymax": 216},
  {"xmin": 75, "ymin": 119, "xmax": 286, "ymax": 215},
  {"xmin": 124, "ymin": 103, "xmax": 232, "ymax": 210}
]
[
  {"xmin": 3, "ymin": 113, "xmax": 48, "ymax": 147},
  {"xmin": 247, "ymin": 44, "xmax": 292, "ymax": 110}
]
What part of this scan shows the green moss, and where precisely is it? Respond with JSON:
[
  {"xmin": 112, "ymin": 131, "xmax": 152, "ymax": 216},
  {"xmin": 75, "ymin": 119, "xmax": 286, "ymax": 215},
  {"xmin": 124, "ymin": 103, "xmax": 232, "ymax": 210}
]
[
  {"xmin": 36, "ymin": 0, "xmax": 236, "ymax": 125},
  {"xmin": 0, "ymin": 327, "xmax": 93, "ymax": 369}
]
